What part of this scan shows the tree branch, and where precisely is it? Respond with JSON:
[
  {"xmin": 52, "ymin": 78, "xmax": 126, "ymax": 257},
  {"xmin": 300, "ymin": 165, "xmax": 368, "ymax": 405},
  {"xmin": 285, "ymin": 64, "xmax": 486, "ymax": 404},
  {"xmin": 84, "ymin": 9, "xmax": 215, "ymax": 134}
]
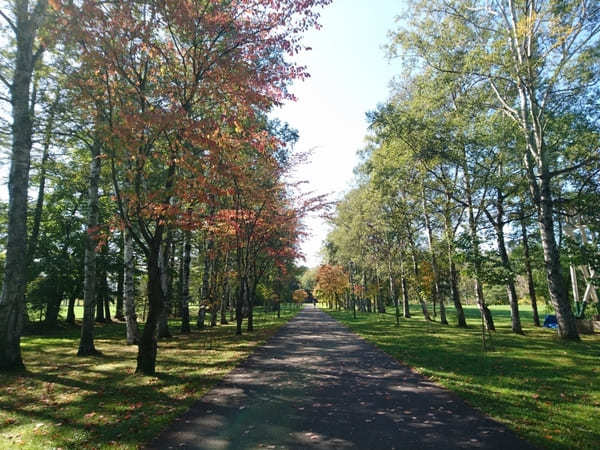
[
  {"xmin": 0, "ymin": 72, "xmax": 12, "ymax": 90},
  {"xmin": 0, "ymin": 10, "xmax": 16, "ymax": 34}
]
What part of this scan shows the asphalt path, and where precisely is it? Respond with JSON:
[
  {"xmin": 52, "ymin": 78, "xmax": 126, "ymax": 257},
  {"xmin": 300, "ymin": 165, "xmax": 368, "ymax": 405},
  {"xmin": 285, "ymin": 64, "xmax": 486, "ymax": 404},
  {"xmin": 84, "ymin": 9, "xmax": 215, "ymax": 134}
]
[{"xmin": 148, "ymin": 306, "xmax": 535, "ymax": 449}]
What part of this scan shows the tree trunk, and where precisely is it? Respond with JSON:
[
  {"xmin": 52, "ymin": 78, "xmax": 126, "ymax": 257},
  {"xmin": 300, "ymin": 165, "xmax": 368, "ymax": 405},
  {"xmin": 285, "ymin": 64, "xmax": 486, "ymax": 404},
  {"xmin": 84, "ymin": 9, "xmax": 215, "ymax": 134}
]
[
  {"xmin": 450, "ymin": 260, "xmax": 467, "ymax": 327},
  {"xmin": 46, "ymin": 238, "xmax": 68, "ymax": 328},
  {"xmin": 157, "ymin": 235, "xmax": 172, "ymax": 339},
  {"xmin": 0, "ymin": 0, "xmax": 48, "ymax": 371},
  {"xmin": 247, "ymin": 281, "xmax": 256, "ymax": 332},
  {"xmin": 198, "ymin": 307, "xmax": 206, "ymax": 330},
  {"xmin": 376, "ymin": 274, "xmax": 385, "ymax": 313},
  {"xmin": 496, "ymin": 225, "xmax": 523, "ymax": 334},
  {"xmin": 95, "ymin": 270, "xmax": 105, "ymax": 323},
  {"xmin": 349, "ymin": 264, "xmax": 356, "ymax": 319},
  {"xmin": 443, "ymin": 202, "xmax": 467, "ymax": 328},
  {"xmin": 123, "ymin": 227, "xmax": 139, "ymax": 345},
  {"xmin": 77, "ymin": 137, "xmax": 101, "ymax": 356},
  {"xmin": 198, "ymin": 237, "xmax": 213, "ymax": 328},
  {"xmin": 493, "ymin": 194, "xmax": 523, "ymax": 334},
  {"xmin": 220, "ymin": 280, "xmax": 229, "ymax": 325},
  {"xmin": 103, "ymin": 284, "xmax": 112, "ymax": 323},
  {"xmin": 411, "ymin": 252, "xmax": 431, "ymax": 321},
  {"xmin": 388, "ymin": 258, "xmax": 400, "ymax": 326},
  {"xmin": 536, "ymin": 173, "xmax": 577, "ymax": 338},
  {"xmin": 236, "ymin": 277, "xmax": 247, "ymax": 335},
  {"xmin": 28, "ymin": 91, "xmax": 58, "ymax": 274},
  {"xmin": 517, "ymin": 77, "xmax": 578, "ymax": 339},
  {"xmin": 211, "ymin": 304, "xmax": 218, "ymax": 327},
  {"xmin": 464, "ymin": 166, "xmax": 494, "ymax": 331},
  {"xmin": 520, "ymin": 212, "xmax": 540, "ymax": 326},
  {"xmin": 136, "ymin": 240, "xmax": 163, "ymax": 375},
  {"xmin": 400, "ymin": 261, "xmax": 410, "ymax": 318},
  {"xmin": 210, "ymin": 257, "xmax": 219, "ymax": 327},
  {"xmin": 115, "ymin": 236, "xmax": 125, "ymax": 321},
  {"xmin": 423, "ymin": 193, "xmax": 447, "ymax": 325},
  {"xmin": 44, "ymin": 291, "xmax": 61, "ymax": 328},
  {"xmin": 66, "ymin": 295, "xmax": 76, "ymax": 324},
  {"xmin": 96, "ymin": 266, "xmax": 110, "ymax": 322},
  {"xmin": 180, "ymin": 230, "xmax": 191, "ymax": 333},
  {"xmin": 22, "ymin": 91, "xmax": 57, "ymax": 328}
]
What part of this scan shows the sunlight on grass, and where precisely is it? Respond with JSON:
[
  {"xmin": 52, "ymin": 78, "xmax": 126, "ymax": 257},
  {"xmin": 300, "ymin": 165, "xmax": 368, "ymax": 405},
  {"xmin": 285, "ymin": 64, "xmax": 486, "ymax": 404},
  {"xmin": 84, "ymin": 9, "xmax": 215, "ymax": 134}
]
[
  {"xmin": 324, "ymin": 304, "xmax": 600, "ymax": 450},
  {"xmin": 0, "ymin": 306, "xmax": 301, "ymax": 449}
]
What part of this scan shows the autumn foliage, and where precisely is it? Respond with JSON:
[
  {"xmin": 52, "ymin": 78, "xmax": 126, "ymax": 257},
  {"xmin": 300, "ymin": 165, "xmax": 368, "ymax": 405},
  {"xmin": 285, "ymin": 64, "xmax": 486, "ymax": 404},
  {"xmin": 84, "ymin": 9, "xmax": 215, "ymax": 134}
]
[
  {"xmin": 46, "ymin": 0, "xmax": 332, "ymax": 375},
  {"xmin": 314, "ymin": 264, "xmax": 348, "ymax": 309}
]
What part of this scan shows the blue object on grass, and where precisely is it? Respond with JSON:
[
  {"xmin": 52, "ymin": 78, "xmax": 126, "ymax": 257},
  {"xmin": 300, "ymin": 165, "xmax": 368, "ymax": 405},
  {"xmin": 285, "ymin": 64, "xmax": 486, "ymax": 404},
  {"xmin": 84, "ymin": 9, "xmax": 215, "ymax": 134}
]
[{"xmin": 543, "ymin": 314, "xmax": 558, "ymax": 329}]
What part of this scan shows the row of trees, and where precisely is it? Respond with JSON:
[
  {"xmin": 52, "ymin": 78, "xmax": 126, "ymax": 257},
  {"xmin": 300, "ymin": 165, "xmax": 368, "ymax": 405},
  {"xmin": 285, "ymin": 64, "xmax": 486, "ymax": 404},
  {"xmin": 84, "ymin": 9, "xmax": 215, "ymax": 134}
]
[
  {"xmin": 0, "ymin": 0, "xmax": 330, "ymax": 374},
  {"xmin": 322, "ymin": 0, "xmax": 600, "ymax": 340}
]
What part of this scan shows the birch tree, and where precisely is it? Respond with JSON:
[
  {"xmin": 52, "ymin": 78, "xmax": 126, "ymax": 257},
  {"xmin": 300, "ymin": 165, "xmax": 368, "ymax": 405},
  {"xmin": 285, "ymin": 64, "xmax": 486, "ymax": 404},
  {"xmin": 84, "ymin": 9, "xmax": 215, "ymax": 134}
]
[{"xmin": 393, "ymin": 0, "xmax": 600, "ymax": 339}]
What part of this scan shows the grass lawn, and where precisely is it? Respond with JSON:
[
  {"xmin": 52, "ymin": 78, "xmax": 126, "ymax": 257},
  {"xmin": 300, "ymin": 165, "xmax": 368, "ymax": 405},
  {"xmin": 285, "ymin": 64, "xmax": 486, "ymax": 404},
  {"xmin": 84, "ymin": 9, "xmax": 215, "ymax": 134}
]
[
  {"xmin": 0, "ymin": 305, "xmax": 301, "ymax": 449},
  {"xmin": 323, "ymin": 304, "xmax": 600, "ymax": 450}
]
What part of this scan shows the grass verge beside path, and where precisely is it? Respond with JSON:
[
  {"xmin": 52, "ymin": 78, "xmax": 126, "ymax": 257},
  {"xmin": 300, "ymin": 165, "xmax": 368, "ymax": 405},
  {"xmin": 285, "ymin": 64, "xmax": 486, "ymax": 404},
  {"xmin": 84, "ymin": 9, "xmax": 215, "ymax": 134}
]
[
  {"xmin": 0, "ymin": 305, "xmax": 301, "ymax": 449},
  {"xmin": 323, "ymin": 305, "xmax": 600, "ymax": 450}
]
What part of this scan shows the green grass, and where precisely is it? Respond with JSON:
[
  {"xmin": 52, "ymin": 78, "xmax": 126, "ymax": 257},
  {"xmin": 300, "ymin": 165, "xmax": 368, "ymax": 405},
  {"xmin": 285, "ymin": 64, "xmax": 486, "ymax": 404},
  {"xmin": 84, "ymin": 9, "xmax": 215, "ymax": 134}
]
[
  {"xmin": 0, "ymin": 305, "xmax": 300, "ymax": 449},
  {"xmin": 323, "ymin": 304, "xmax": 600, "ymax": 450}
]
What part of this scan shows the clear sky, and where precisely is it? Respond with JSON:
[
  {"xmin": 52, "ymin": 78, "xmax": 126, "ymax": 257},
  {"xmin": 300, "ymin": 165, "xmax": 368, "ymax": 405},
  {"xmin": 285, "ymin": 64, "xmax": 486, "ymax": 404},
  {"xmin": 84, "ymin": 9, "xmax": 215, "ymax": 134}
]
[{"xmin": 276, "ymin": 0, "xmax": 405, "ymax": 268}]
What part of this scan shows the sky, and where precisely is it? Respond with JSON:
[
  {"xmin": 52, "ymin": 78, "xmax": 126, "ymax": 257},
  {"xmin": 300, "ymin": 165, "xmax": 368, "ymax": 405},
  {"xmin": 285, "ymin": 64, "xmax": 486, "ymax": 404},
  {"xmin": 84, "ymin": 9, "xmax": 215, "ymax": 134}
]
[{"xmin": 276, "ymin": 0, "xmax": 405, "ymax": 268}]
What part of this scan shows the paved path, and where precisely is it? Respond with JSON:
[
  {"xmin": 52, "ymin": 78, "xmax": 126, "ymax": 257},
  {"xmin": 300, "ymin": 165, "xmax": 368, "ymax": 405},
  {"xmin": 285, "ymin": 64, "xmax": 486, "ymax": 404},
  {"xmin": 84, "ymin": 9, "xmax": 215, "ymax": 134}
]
[{"xmin": 149, "ymin": 307, "xmax": 534, "ymax": 449}]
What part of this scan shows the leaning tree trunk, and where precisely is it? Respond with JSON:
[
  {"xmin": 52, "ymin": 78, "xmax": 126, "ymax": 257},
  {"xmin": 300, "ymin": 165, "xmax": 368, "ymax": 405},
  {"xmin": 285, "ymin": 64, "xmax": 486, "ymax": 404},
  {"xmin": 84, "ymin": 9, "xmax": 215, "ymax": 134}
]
[
  {"xmin": 493, "ymin": 194, "xmax": 523, "ymax": 334},
  {"xmin": 0, "ymin": 0, "xmax": 48, "ymax": 371},
  {"xmin": 180, "ymin": 230, "xmax": 191, "ymax": 333},
  {"xmin": 443, "ymin": 203, "xmax": 467, "ymax": 328},
  {"xmin": 78, "ymin": 139, "xmax": 101, "ymax": 356},
  {"xmin": 422, "ymin": 193, "xmax": 447, "ymax": 325},
  {"xmin": 123, "ymin": 227, "xmax": 139, "ymax": 345},
  {"xmin": 464, "ymin": 168, "xmax": 494, "ymax": 331},
  {"xmin": 411, "ymin": 251, "xmax": 431, "ymax": 321},
  {"xmin": 24, "ymin": 96, "xmax": 55, "ymax": 327},
  {"xmin": 535, "ymin": 172, "xmax": 578, "ymax": 338},
  {"xmin": 518, "ymin": 80, "xmax": 578, "ymax": 339},
  {"xmin": 520, "ymin": 212, "xmax": 540, "ymax": 326},
  {"xmin": 136, "ymin": 238, "xmax": 164, "ymax": 375},
  {"xmin": 495, "ymin": 223, "xmax": 523, "ymax": 334},
  {"xmin": 27, "ymin": 92, "xmax": 58, "ymax": 274}
]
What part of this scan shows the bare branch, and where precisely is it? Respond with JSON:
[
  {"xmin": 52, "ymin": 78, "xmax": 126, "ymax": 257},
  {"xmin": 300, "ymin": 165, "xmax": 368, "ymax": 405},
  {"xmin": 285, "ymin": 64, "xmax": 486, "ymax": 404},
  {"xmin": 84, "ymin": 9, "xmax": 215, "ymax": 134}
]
[
  {"xmin": 0, "ymin": 72, "xmax": 12, "ymax": 90},
  {"xmin": 488, "ymin": 78, "xmax": 520, "ymax": 122},
  {"xmin": 0, "ymin": 10, "xmax": 16, "ymax": 34}
]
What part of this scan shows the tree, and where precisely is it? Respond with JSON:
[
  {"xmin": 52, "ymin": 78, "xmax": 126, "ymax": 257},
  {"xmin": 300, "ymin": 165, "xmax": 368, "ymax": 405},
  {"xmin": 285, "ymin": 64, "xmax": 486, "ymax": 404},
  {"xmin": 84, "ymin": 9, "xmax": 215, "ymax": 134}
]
[
  {"xmin": 314, "ymin": 265, "xmax": 348, "ymax": 309},
  {"xmin": 0, "ymin": 0, "xmax": 50, "ymax": 370},
  {"xmin": 292, "ymin": 289, "xmax": 308, "ymax": 307},
  {"xmin": 392, "ymin": 0, "xmax": 600, "ymax": 339},
  {"xmin": 58, "ymin": 0, "xmax": 330, "ymax": 374}
]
